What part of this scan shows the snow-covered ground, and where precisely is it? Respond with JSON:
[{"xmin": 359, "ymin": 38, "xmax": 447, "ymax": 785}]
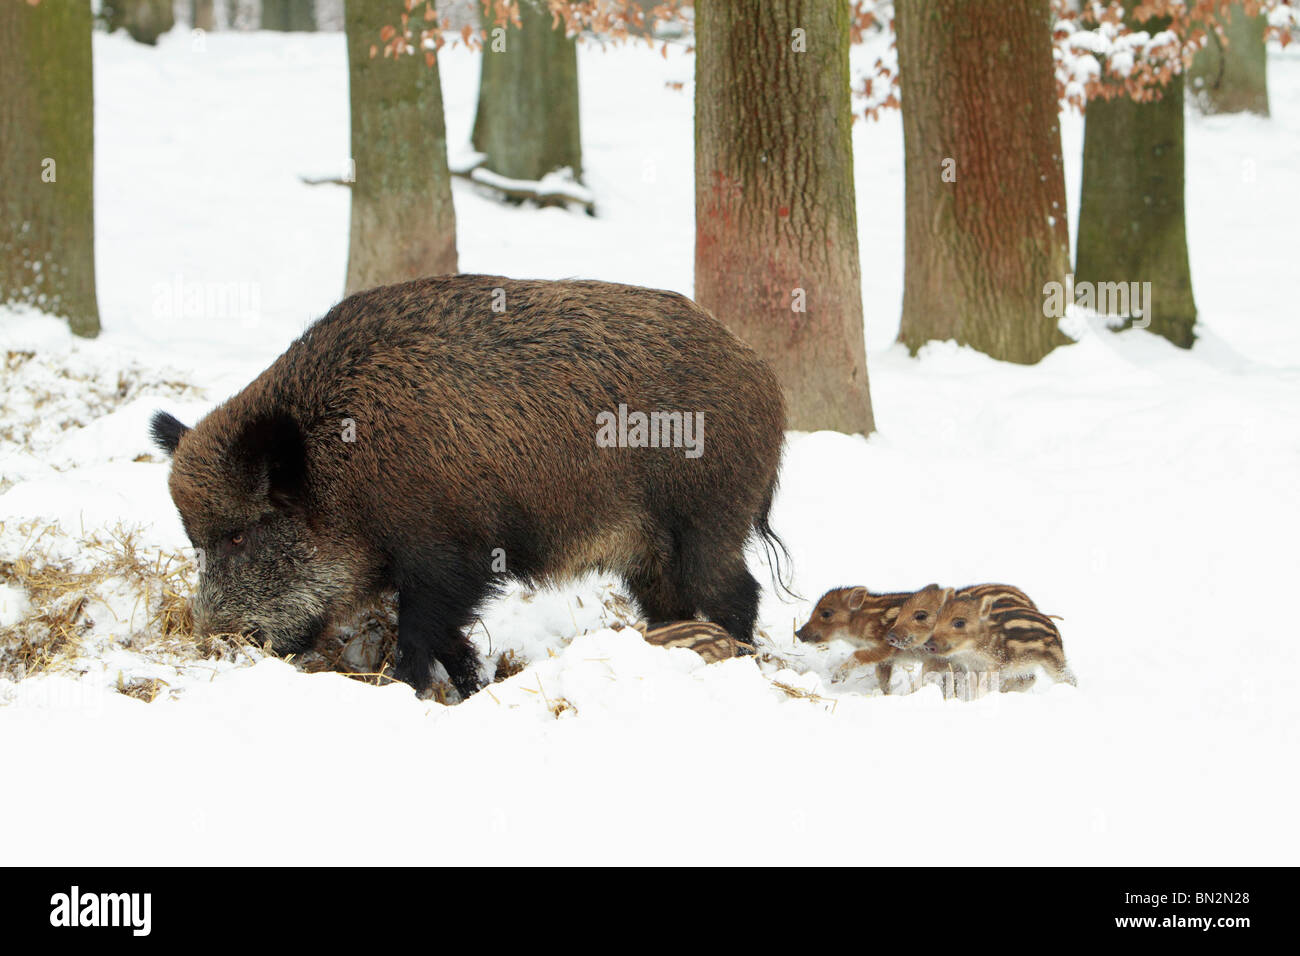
[{"xmin": 2, "ymin": 30, "xmax": 1298, "ymax": 864}]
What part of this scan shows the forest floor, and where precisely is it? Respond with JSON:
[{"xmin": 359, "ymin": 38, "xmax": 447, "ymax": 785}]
[{"xmin": 1, "ymin": 31, "xmax": 1298, "ymax": 864}]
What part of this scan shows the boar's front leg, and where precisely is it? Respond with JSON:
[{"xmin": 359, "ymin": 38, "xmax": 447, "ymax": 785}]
[{"xmin": 392, "ymin": 569, "xmax": 487, "ymax": 701}]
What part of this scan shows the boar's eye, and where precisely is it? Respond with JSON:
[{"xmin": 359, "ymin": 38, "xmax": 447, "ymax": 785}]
[
  {"xmin": 820, "ymin": 610, "xmax": 832, "ymax": 620},
  {"xmin": 952, "ymin": 618, "xmax": 965, "ymax": 629},
  {"xmin": 914, "ymin": 611, "xmax": 928, "ymax": 622},
  {"xmin": 229, "ymin": 531, "xmax": 247, "ymax": 549}
]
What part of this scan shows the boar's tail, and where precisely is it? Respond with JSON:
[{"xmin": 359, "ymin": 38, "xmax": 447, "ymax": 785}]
[{"xmin": 754, "ymin": 490, "xmax": 799, "ymax": 603}]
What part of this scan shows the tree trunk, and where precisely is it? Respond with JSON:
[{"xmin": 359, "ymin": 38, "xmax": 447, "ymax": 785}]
[
  {"xmin": 1076, "ymin": 38, "xmax": 1197, "ymax": 348},
  {"xmin": 192, "ymin": 0, "xmax": 216, "ymax": 32},
  {"xmin": 0, "ymin": 0, "xmax": 100, "ymax": 338},
  {"xmin": 694, "ymin": 0, "xmax": 874, "ymax": 435},
  {"xmin": 471, "ymin": 0, "xmax": 582, "ymax": 183},
  {"xmin": 344, "ymin": 0, "xmax": 458, "ymax": 295},
  {"xmin": 895, "ymin": 0, "xmax": 1070, "ymax": 364},
  {"xmin": 104, "ymin": 0, "xmax": 175, "ymax": 45},
  {"xmin": 1188, "ymin": 2, "xmax": 1269, "ymax": 116},
  {"xmin": 262, "ymin": 0, "xmax": 318, "ymax": 32}
]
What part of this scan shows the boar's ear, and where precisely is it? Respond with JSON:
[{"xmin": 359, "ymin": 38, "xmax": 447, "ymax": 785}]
[
  {"xmin": 150, "ymin": 411, "xmax": 190, "ymax": 457},
  {"xmin": 237, "ymin": 412, "xmax": 308, "ymax": 510},
  {"xmin": 846, "ymin": 587, "xmax": 868, "ymax": 611}
]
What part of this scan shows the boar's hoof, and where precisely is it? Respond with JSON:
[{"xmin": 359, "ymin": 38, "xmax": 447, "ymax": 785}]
[
  {"xmin": 392, "ymin": 649, "xmax": 434, "ymax": 696},
  {"xmin": 450, "ymin": 673, "xmax": 485, "ymax": 702},
  {"xmin": 392, "ymin": 647, "xmax": 484, "ymax": 703}
]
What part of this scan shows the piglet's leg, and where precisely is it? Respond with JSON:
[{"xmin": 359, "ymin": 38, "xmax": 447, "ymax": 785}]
[{"xmin": 874, "ymin": 661, "xmax": 893, "ymax": 695}]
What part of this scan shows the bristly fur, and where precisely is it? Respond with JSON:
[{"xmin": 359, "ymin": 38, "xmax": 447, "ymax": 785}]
[
  {"xmin": 887, "ymin": 581, "xmax": 1038, "ymax": 650},
  {"xmin": 795, "ymin": 586, "xmax": 917, "ymax": 693},
  {"xmin": 150, "ymin": 411, "xmax": 190, "ymax": 455},
  {"xmin": 926, "ymin": 593, "xmax": 1074, "ymax": 690},
  {"xmin": 152, "ymin": 275, "xmax": 789, "ymax": 698},
  {"xmin": 638, "ymin": 620, "xmax": 744, "ymax": 664}
]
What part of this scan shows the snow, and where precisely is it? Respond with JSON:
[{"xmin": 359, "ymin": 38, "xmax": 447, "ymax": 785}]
[
  {"xmin": 468, "ymin": 165, "xmax": 596, "ymax": 206},
  {"xmin": 2, "ymin": 30, "xmax": 1299, "ymax": 864}
]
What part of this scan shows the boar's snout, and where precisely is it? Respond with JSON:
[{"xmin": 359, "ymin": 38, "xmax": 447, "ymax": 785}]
[
  {"xmin": 796, "ymin": 623, "xmax": 825, "ymax": 644},
  {"xmin": 191, "ymin": 591, "xmax": 237, "ymax": 640}
]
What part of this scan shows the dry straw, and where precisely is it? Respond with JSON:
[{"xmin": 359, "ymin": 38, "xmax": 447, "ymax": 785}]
[{"xmin": 0, "ymin": 520, "xmax": 254, "ymax": 690}]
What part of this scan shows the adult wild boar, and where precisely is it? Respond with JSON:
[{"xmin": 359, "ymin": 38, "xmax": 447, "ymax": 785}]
[{"xmin": 151, "ymin": 275, "xmax": 788, "ymax": 698}]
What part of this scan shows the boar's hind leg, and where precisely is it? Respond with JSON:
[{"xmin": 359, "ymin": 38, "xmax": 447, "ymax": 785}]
[
  {"xmin": 393, "ymin": 573, "xmax": 488, "ymax": 701},
  {"xmin": 624, "ymin": 564, "xmax": 695, "ymax": 629},
  {"xmin": 685, "ymin": 552, "xmax": 761, "ymax": 651}
]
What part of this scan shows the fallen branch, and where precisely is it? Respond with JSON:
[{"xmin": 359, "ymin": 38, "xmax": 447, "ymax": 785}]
[{"xmin": 299, "ymin": 156, "xmax": 596, "ymax": 215}]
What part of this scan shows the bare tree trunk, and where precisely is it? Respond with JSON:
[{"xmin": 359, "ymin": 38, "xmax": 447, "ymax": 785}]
[
  {"xmin": 262, "ymin": 0, "xmax": 318, "ymax": 32},
  {"xmin": 192, "ymin": 0, "xmax": 216, "ymax": 32},
  {"xmin": 1188, "ymin": 2, "xmax": 1269, "ymax": 116},
  {"xmin": 1075, "ymin": 77, "xmax": 1198, "ymax": 348},
  {"xmin": 0, "ymin": 0, "xmax": 100, "ymax": 337},
  {"xmin": 895, "ymin": 0, "xmax": 1070, "ymax": 364},
  {"xmin": 694, "ymin": 0, "xmax": 874, "ymax": 435},
  {"xmin": 471, "ymin": 0, "xmax": 582, "ymax": 183},
  {"xmin": 344, "ymin": 0, "xmax": 458, "ymax": 295}
]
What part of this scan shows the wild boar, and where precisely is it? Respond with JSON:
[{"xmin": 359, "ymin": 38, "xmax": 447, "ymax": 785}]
[
  {"xmin": 151, "ymin": 275, "xmax": 787, "ymax": 699},
  {"xmin": 795, "ymin": 586, "xmax": 912, "ymax": 692},
  {"xmin": 924, "ymin": 594, "xmax": 1075, "ymax": 692}
]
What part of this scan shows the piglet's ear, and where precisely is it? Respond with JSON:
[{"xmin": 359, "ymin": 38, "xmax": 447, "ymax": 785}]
[
  {"xmin": 847, "ymin": 587, "xmax": 868, "ymax": 611},
  {"xmin": 150, "ymin": 411, "xmax": 191, "ymax": 457},
  {"xmin": 978, "ymin": 594, "xmax": 996, "ymax": 619},
  {"xmin": 237, "ymin": 412, "xmax": 308, "ymax": 510}
]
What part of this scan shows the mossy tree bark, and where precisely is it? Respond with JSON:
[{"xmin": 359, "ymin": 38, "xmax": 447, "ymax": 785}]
[
  {"xmin": 694, "ymin": 0, "xmax": 874, "ymax": 435},
  {"xmin": 1188, "ymin": 2, "xmax": 1270, "ymax": 116},
  {"xmin": 0, "ymin": 0, "xmax": 100, "ymax": 337},
  {"xmin": 1076, "ymin": 16, "xmax": 1197, "ymax": 349},
  {"xmin": 103, "ymin": 0, "xmax": 175, "ymax": 45},
  {"xmin": 471, "ymin": 0, "xmax": 582, "ymax": 182},
  {"xmin": 895, "ymin": 0, "xmax": 1070, "ymax": 364},
  {"xmin": 262, "ymin": 0, "xmax": 318, "ymax": 32},
  {"xmin": 344, "ymin": 0, "xmax": 458, "ymax": 295}
]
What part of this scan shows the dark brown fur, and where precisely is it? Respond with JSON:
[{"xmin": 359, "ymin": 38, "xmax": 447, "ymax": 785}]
[{"xmin": 152, "ymin": 275, "xmax": 787, "ymax": 698}]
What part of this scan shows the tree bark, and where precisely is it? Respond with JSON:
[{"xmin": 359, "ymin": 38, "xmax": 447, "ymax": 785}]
[
  {"xmin": 262, "ymin": 0, "xmax": 318, "ymax": 32},
  {"xmin": 344, "ymin": 0, "xmax": 458, "ymax": 296},
  {"xmin": 895, "ymin": 0, "xmax": 1070, "ymax": 364},
  {"xmin": 103, "ymin": 0, "xmax": 175, "ymax": 45},
  {"xmin": 1076, "ymin": 24, "xmax": 1197, "ymax": 348},
  {"xmin": 0, "ymin": 0, "xmax": 100, "ymax": 337},
  {"xmin": 694, "ymin": 0, "xmax": 874, "ymax": 435},
  {"xmin": 471, "ymin": 0, "xmax": 582, "ymax": 183},
  {"xmin": 191, "ymin": 0, "xmax": 216, "ymax": 32},
  {"xmin": 1188, "ymin": 2, "xmax": 1269, "ymax": 116}
]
